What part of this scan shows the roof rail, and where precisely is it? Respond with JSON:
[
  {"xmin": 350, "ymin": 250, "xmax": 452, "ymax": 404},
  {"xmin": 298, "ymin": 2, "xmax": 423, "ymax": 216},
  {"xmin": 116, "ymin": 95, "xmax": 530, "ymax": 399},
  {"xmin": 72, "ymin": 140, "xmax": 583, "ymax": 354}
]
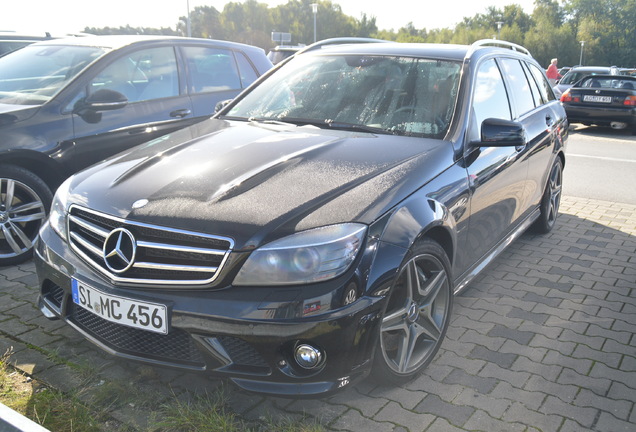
[
  {"xmin": 468, "ymin": 39, "xmax": 532, "ymax": 58},
  {"xmin": 295, "ymin": 37, "xmax": 391, "ymax": 56}
]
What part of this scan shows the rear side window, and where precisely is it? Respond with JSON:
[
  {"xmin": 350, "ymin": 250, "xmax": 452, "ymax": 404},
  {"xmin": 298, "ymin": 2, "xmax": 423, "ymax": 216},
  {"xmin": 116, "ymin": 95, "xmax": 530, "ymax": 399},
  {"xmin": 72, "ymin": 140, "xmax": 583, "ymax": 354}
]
[
  {"xmin": 235, "ymin": 52, "xmax": 259, "ymax": 87},
  {"xmin": 473, "ymin": 58, "xmax": 511, "ymax": 127},
  {"xmin": 499, "ymin": 58, "xmax": 535, "ymax": 117},
  {"xmin": 183, "ymin": 46, "xmax": 241, "ymax": 93},
  {"xmin": 526, "ymin": 62, "xmax": 555, "ymax": 103}
]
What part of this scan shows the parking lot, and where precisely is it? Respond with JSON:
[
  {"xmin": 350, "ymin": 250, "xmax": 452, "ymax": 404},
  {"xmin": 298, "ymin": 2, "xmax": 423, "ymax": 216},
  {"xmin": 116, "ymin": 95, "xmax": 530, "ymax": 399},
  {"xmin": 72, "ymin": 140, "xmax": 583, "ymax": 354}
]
[{"xmin": 1, "ymin": 131, "xmax": 635, "ymax": 431}]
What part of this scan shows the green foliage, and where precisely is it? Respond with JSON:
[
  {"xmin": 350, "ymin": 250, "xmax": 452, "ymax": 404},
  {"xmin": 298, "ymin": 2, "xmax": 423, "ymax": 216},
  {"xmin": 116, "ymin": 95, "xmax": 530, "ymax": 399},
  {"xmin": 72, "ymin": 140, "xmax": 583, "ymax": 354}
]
[{"xmin": 83, "ymin": 0, "xmax": 634, "ymax": 68}]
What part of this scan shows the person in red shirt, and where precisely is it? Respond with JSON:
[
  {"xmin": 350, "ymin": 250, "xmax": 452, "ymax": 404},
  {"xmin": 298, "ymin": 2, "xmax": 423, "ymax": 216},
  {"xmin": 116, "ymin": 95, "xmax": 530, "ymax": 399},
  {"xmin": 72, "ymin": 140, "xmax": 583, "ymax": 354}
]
[{"xmin": 546, "ymin": 58, "xmax": 562, "ymax": 86}]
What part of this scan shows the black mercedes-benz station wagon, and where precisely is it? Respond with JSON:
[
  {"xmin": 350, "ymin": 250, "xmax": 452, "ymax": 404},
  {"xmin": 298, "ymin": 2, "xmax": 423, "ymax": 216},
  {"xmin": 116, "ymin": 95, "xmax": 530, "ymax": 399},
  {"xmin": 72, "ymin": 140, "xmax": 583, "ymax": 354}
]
[{"xmin": 35, "ymin": 40, "xmax": 567, "ymax": 397}]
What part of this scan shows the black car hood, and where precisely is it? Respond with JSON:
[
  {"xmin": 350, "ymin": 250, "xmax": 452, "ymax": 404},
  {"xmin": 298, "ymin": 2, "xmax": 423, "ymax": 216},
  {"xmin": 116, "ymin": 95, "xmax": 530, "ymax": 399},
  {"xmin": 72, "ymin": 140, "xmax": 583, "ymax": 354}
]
[
  {"xmin": 0, "ymin": 103, "xmax": 39, "ymax": 126},
  {"xmin": 70, "ymin": 119, "xmax": 453, "ymax": 250}
]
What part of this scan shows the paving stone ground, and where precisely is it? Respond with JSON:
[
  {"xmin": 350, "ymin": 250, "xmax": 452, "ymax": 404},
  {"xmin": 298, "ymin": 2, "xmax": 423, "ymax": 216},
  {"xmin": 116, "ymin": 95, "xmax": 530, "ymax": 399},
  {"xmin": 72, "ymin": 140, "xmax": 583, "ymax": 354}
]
[{"xmin": 1, "ymin": 195, "xmax": 634, "ymax": 432}]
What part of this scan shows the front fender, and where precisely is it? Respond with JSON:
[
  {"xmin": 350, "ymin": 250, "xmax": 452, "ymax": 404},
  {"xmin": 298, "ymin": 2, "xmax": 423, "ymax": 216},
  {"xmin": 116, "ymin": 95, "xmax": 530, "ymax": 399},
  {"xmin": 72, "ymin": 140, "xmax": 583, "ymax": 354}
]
[{"xmin": 364, "ymin": 164, "xmax": 471, "ymax": 296}]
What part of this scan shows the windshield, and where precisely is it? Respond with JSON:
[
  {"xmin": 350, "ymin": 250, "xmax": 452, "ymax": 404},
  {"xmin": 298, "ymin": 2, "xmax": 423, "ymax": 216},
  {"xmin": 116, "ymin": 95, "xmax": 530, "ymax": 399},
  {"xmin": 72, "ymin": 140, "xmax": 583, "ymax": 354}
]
[
  {"xmin": 227, "ymin": 54, "xmax": 461, "ymax": 138},
  {"xmin": 0, "ymin": 44, "xmax": 106, "ymax": 105}
]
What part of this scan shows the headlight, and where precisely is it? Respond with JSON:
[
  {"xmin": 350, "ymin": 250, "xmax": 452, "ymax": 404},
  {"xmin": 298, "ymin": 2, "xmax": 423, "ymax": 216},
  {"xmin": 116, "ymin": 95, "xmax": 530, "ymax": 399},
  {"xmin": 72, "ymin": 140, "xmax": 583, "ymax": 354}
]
[
  {"xmin": 233, "ymin": 223, "xmax": 367, "ymax": 286},
  {"xmin": 49, "ymin": 176, "xmax": 73, "ymax": 240}
]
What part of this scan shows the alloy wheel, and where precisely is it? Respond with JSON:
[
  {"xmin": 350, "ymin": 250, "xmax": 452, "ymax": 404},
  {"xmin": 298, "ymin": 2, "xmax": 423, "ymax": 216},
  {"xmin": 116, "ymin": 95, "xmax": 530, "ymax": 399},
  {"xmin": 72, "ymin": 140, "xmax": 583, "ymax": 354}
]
[
  {"xmin": 0, "ymin": 177, "xmax": 47, "ymax": 260},
  {"xmin": 379, "ymin": 252, "xmax": 451, "ymax": 375},
  {"xmin": 546, "ymin": 161, "xmax": 563, "ymax": 226}
]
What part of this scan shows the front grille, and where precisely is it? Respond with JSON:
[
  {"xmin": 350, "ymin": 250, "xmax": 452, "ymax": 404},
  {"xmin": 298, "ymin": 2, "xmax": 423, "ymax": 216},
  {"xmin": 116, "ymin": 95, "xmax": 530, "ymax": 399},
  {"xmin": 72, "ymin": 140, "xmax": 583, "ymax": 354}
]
[
  {"xmin": 69, "ymin": 303, "xmax": 205, "ymax": 368},
  {"xmin": 67, "ymin": 205, "xmax": 233, "ymax": 287}
]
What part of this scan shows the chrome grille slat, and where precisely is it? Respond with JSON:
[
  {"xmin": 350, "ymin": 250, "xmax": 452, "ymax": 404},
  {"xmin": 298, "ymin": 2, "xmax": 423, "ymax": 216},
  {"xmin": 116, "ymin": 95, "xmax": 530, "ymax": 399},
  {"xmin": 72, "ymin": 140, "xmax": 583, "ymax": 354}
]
[
  {"xmin": 133, "ymin": 261, "xmax": 219, "ymax": 273},
  {"xmin": 70, "ymin": 231, "xmax": 104, "ymax": 258},
  {"xmin": 137, "ymin": 240, "xmax": 226, "ymax": 256},
  {"xmin": 69, "ymin": 214, "xmax": 110, "ymax": 238},
  {"xmin": 67, "ymin": 205, "xmax": 233, "ymax": 287}
]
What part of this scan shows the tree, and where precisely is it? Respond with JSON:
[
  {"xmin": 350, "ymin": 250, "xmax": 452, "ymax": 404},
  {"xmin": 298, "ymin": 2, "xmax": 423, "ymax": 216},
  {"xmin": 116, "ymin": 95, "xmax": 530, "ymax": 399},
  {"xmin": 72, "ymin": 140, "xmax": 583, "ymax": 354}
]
[{"xmin": 178, "ymin": 6, "xmax": 224, "ymax": 39}]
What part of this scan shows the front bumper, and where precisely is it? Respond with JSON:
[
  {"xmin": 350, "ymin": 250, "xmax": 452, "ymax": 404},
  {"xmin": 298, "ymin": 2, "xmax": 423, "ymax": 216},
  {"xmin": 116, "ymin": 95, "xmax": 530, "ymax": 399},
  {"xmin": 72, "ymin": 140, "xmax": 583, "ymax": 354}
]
[{"xmin": 34, "ymin": 223, "xmax": 385, "ymax": 397}]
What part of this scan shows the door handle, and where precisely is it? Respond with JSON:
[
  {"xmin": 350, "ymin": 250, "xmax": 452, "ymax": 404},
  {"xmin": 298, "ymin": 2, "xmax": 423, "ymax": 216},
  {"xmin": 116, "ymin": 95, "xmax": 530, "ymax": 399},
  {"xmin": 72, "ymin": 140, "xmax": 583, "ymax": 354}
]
[
  {"xmin": 170, "ymin": 109, "xmax": 192, "ymax": 118},
  {"xmin": 546, "ymin": 115, "xmax": 553, "ymax": 127}
]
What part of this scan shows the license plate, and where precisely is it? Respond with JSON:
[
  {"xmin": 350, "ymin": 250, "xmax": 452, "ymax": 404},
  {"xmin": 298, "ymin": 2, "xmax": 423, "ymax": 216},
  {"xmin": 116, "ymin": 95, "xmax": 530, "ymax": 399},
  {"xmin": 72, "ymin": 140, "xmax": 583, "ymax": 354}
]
[
  {"xmin": 71, "ymin": 279, "xmax": 168, "ymax": 334},
  {"xmin": 583, "ymin": 95, "xmax": 612, "ymax": 103}
]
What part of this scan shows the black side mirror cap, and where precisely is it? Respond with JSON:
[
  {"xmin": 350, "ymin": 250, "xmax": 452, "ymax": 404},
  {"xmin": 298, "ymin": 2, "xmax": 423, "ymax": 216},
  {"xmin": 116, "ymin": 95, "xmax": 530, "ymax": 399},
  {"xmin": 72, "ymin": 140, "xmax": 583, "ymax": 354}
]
[
  {"xmin": 79, "ymin": 89, "xmax": 128, "ymax": 113},
  {"xmin": 471, "ymin": 118, "xmax": 526, "ymax": 147}
]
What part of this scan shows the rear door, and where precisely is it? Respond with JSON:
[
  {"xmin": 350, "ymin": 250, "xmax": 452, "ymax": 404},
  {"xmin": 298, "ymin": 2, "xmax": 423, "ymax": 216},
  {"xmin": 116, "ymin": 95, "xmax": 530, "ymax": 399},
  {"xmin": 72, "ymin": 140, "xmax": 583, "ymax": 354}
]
[
  {"xmin": 498, "ymin": 57, "xmax": 559, "ymax": 213},
  {"xmin": 68, "ymin": 44, "xmax": 196, "ymax": 172}
]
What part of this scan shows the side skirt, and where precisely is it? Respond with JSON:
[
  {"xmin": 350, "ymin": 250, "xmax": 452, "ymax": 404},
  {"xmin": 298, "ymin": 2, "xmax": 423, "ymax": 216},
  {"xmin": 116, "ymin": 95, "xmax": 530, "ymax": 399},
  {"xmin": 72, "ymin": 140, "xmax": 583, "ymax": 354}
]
[{"xmin": 453, "ymin": 208, "xmax": 540, "ymax": 296}]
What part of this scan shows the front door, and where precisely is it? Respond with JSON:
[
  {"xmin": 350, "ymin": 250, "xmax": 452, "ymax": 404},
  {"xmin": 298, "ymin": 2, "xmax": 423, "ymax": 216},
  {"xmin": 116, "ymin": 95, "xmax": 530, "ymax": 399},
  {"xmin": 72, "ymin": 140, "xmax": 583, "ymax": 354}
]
[{"xmin": 68, "ymin": 45, "xmax": 196, "ymax": 172}]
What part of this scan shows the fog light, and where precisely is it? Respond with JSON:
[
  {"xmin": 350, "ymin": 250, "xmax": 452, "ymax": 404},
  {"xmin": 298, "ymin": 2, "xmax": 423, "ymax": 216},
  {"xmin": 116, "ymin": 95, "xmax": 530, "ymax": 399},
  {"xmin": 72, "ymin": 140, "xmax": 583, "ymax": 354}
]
[{"xmin": 294, "ymin": 344, "xmax": 323, "ymax": 369}]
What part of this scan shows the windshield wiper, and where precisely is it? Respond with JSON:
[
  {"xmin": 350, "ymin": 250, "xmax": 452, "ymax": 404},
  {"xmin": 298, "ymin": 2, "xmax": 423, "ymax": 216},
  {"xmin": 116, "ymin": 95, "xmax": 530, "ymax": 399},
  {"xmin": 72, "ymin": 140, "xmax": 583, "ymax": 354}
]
[
  {"xmin": 247, "ymin": 116, "xmax": 294, "ymax": 126},
  {"xmin": 325, "ymin": 121, "xmax": 391, "ymax": 134},
  {"xmin": 278, "ymin": 117, "xmax": 391, "ymax": 134}
]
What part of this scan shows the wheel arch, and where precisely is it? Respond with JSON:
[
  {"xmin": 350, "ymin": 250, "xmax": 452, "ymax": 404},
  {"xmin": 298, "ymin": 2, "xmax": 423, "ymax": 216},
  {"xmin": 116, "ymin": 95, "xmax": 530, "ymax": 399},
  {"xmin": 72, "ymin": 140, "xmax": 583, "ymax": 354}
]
[
  {"xmin": 366, "ymin": 194, "xmax": 460, "ymax": 298},
  {"xmin": 0, "ymin": 150, "xmax": 67, "ymax": 192}
]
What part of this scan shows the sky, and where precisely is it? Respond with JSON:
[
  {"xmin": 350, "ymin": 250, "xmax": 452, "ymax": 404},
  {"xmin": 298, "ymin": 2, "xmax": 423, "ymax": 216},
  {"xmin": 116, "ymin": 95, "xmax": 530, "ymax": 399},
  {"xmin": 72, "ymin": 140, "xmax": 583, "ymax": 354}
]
[{"xmin": 3, "ymin": 0, "xmax": 537, "ymax": 37}]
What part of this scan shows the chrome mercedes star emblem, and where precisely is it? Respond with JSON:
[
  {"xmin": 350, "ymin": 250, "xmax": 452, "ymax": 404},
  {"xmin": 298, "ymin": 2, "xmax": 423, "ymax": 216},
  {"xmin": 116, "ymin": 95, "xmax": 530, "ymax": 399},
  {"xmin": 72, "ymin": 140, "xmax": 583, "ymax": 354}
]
[
  {"xmin": 132, "ymin": 199, "xmax": 149, "ymax": 209},
  {"xmin": 103, "ymin": 228, "xmax": 137, "ymax": 273}
]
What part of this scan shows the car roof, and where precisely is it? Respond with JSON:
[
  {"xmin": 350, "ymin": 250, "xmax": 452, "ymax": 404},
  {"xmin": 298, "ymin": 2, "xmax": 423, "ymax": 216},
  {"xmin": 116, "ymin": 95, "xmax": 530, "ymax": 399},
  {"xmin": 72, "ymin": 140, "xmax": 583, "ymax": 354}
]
[
  {"xmin": 301, "ymin": 39, "xmax": 533, "ymax": 62},
  {"xmin": 577, "ymin": 74, "xmax": 636, "ymax": 81},
  {"xmin": 567, "ymin": 66, "xmax": 612, "ymax": 72},
  {"xmin": 27, "ymin": 34, "xmax": 260, "ymax": 51},
  {"xmin": 305, "ymin": 42, "xmax": 469, "ymax": 61}
]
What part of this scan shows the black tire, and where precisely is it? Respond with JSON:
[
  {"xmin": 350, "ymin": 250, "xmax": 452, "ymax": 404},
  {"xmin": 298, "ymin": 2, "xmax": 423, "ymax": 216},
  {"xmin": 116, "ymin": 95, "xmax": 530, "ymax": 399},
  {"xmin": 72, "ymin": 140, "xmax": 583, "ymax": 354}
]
[
  {"xmin": 0, "ymin": 165, "xmax": 53, "ymax": 266},
  {"xmin": 532, "ymin": 158, "xmax": 563, "ymax": 234},
  {"xmin": 372, "ymin": 239, "xmax": 453, "ymax": 386}
]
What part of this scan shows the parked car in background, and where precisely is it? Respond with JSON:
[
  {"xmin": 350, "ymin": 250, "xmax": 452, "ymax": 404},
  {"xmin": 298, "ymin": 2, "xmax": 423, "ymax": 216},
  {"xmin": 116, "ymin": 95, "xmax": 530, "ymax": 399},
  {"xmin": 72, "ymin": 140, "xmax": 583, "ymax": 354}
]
[
  {"xmin": 553, "ymin": 66, "xmax": 616, "ymax": 97},
  {"xmin": 560, "ymin": 74, "xmax": 636, "ymax": 133},
  {"xmin": 0, "ymin": 35, "xmax": 272, "ymax": 266},
  {"xmin": 35, "ymin": 39, "xmax": 567, "ymax": 396},
  {"xmin": 267, "ymin": 45, "xmax": 303, "ymax": 64},
  {"xmin": 0, "ymin": 31, "xmax": 54, "ymax": 56}
]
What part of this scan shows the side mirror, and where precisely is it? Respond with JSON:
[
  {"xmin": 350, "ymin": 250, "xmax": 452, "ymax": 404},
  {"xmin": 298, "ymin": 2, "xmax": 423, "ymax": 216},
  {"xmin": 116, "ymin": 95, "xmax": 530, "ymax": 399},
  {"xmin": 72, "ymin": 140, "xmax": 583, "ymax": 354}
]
[
  {"xmin": 81, "ymin": 89, "xmax": 128, "ymax": 112},
  {"xmin": 214, "ymin": 99, "xmax": 232, "ymax": 113},
  {"xmin": 473, "ymin": 118, "xmax": 526, "ymax": 147}
]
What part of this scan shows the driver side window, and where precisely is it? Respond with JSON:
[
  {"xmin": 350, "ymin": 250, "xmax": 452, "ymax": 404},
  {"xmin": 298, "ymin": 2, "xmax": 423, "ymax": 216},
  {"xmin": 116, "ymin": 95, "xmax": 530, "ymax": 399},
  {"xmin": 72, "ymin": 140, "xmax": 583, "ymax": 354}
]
[
  {"xmin": 472, "ymin": 59, "xmax": 512, "ymax": 128},
  {"xmin": 90, "ymin": 47, "xmax": 178, "ymax": 103}
]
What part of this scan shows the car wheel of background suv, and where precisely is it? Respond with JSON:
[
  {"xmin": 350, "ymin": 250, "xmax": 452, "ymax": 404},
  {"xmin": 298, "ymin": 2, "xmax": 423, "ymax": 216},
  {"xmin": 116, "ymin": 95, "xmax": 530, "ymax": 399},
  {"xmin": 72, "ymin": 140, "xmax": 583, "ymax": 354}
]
[
  {"xmin": 0, "ymin": 165, "xmax": 52, "ymax": 266},
  {"xmin": 373, "ymin": 239, "xmax": 453, "ymax": 385},
  {"xmin": 532, "ymin": 158, "xmax": 563, "ymax": 234}
]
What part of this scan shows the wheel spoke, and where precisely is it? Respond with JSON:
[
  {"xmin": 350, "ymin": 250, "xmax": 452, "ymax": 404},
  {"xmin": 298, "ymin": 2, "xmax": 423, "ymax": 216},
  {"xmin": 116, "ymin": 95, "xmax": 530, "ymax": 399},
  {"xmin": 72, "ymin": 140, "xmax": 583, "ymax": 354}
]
[
  {"xmin": 418, "ymin": 268, "xmax": 446, "ymax": 299},
  {"xmin": 382, "ymin": 306, "xmax": 409, "ymax": 333},
  {"xmin": 395, "ymin": 325, "xmax": 417, "ymax": 372},
  {"xmin": 405, "ymin": 260, "xmax": 419, "ymax": 301},
  {"xmin": 11, "ymin": 200, "xmax": 45, "ymax": 215},
  {"xmin": 2, "ymin": 224, "xmax": 25, "ymax": 254}
]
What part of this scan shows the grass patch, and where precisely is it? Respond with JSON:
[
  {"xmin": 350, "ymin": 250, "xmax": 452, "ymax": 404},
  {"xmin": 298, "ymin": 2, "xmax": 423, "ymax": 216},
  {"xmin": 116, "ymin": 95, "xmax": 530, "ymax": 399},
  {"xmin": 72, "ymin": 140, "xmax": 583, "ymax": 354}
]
[
  {"xmin": 150, "ymin": 388, "xmax": 325, "ymax": 432},
  {"xmin": 2, "ymin": 348, "xmax": 325, "ymax": 432},
  {"xmin": 0, "ymin": 348, "xmax": 106, "ymax": 432}
]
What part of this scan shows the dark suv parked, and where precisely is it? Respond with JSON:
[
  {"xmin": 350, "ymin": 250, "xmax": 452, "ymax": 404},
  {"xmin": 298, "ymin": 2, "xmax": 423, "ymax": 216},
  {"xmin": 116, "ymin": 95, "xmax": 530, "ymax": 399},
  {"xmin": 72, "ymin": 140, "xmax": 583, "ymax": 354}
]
[
  {"xmin": 0, "ymin": 35, "xmax": 271, "ymax": 265},
  {"xmin": 0, "ymin": 31, "xmax": 54, "ymax": 56},
  {"xmin": 35, "ymin": 40, "xmax": 567, "ymax": 396}
]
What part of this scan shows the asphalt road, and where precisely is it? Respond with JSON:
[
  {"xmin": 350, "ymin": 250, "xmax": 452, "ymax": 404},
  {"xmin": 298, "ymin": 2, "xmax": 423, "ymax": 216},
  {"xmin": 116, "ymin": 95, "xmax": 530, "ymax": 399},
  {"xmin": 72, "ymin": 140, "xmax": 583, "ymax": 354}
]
[{"xmin": 563, "ymin": 124, "xmax": 636, "ymax": 204}]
